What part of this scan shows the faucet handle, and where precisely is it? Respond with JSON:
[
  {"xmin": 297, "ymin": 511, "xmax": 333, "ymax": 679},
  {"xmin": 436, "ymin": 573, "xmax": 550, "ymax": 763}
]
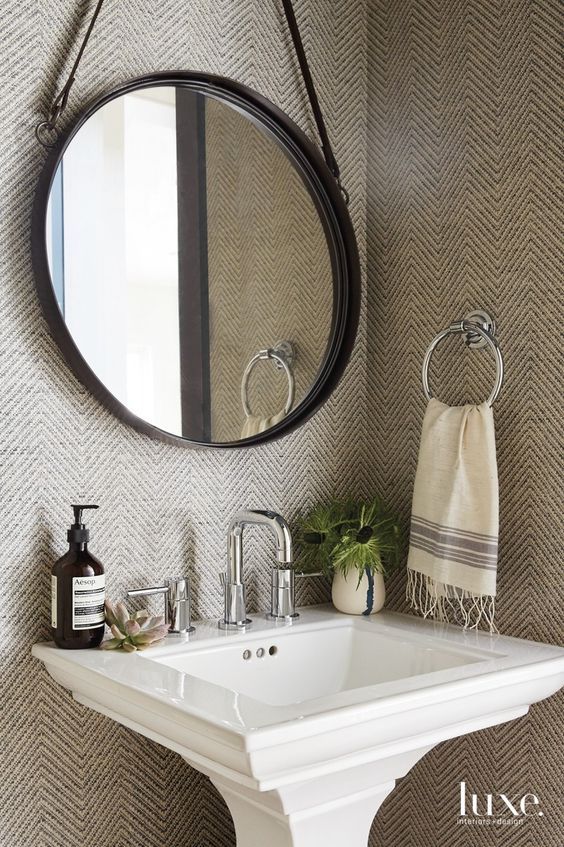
[
  {"xmin": 218, "ymin": 572, "xmax": 252, "ymax": 630},
  {"xmin": 294, "ymin": 571, "xmax": 325, "ymax": 579},
  {"xmin": 127, "ymin": 576, "xmax": 195, "ymax": 634},
  {"xmin": 167, "ymin": 577, "xmax": 194, "ymax": 634},
  {"xmin": 269, "ymin": 567, "xmax": 299, "ymax": 620}
]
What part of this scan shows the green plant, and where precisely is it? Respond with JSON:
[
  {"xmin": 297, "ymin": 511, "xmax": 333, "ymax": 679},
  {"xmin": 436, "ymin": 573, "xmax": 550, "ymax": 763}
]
[
  {"xmin": 297, "ymin": 497, "xmax": 402, "ymax": 582},
  {"xmin": 101, "ymin": 600, "xmax": 169, "ymax": 652}
]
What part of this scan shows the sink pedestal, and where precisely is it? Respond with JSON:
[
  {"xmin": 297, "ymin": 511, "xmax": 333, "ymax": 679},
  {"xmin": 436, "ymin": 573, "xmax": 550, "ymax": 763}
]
[
  {"xmin": 193, "ymin": 747, "xmax": 431, "ymax": 847},
  {"xmin": 212, "ymin": 777, "xmax": 392, "ymax": 847}
]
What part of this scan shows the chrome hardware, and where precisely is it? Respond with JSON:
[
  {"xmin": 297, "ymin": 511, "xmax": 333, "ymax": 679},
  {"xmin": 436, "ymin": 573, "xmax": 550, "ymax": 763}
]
[
  {"xmin": 219, "ymin": 572, "xmax": 251, "ymax": 630},
  {"xmin": 462, "ymin": 310, "xmax": 497, "ymax": 350},
  {"xmin": 268, "ymin": 566, "xmax": 296, "ymax": 620},
  {"xmin": 270, "ymin": 340, "xmax": 296, "ymax": 370},
  {"xmin": 422, "ymin": 310, "xmax": 504, "ymax": 407},
  {"xmin": 295, "ymin": 571, "xmax": 325, "ymax": 578},
  {"xmin": 241, "ymin": 342, "xmax": 296, "ymax": 418},
  {"xmin": 127, "ymin": 576, "xmax": 195, "ymax": 634},
  {"xmin": 219, "ymin": 510, "xmax": 298, "ymax": 630}
]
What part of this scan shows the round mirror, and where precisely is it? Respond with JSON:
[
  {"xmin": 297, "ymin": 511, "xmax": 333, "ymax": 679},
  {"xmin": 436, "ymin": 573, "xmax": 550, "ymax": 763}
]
[{"xmin": 33, "ymin": 73, "xmax": 360, "ymax": 447}]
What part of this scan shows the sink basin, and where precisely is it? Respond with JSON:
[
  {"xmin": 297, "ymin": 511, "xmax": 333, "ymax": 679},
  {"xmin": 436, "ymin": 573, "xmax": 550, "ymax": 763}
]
[
  {"xmin": 150, "ymin": 617, "xmax": 495, "ymax": 708},
  {"xmin": 32, "ymin": 606, "xmax": 564, "ymax": 847}
]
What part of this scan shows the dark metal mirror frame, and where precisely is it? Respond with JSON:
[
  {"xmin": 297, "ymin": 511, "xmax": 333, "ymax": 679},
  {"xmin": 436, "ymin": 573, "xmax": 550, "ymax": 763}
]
[{"xmin": 32, "ymin": 71, "xmax": 360, "ymax": 449}]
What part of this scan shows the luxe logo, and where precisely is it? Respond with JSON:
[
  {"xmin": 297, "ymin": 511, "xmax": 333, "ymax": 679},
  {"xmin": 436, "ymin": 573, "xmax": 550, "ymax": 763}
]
[{"xmin": 458, "ymin": 782, "xmax": 543, "ymax": 824}]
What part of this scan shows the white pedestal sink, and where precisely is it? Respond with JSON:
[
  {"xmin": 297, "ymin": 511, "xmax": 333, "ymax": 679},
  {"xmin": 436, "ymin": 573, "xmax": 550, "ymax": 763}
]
[{"xmin": 32, "ymin": 606, "xmax": 564, "ymax": 847}]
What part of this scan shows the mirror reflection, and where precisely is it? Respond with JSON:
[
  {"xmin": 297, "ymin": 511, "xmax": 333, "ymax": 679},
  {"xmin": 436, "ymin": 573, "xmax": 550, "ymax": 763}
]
[{"xmin": 46, "ymin": 86, "xmax": 334, "ymax": 442}]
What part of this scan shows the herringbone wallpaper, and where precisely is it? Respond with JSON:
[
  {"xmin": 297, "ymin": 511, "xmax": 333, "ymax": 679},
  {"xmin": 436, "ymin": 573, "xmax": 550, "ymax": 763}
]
[
  {"xmin": 0, "ymin": 2, "xmax": 367, "ymax": 847},
  {"xmin": 366, "ymin": 1, "xmax": 563, "ymax": 846},
  {"xmin": 0, "ymin": 1, "xmax": 562, "ymax": 847},
  {"xmin": 205, "ymin": 98, "xmax": 333, "ymax": 441}
]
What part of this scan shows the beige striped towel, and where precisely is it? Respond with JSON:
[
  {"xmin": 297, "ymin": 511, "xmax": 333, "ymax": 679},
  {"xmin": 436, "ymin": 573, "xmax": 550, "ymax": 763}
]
[{"xmin": 407, "ymin": 399, "xmax": 498, "ymax": 631}]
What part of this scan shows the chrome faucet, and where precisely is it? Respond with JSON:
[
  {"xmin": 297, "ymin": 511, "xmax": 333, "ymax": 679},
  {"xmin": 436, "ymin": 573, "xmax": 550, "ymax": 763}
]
[
  {"xmin": 219, "ymin": 510, "xmax": 298, "ymax": 629},
  {"xmin": 127, "ymin": 577, "xmax": 195, "ymax": 634}
]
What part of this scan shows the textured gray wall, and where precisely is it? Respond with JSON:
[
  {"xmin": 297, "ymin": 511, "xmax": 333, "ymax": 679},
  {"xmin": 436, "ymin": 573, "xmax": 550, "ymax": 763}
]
[
  {"xmin": 0, "ymin": 1, "xmax": 368, "ymax": 846},
  {"xmin": 205, "ymin": 99, "xmax": 333, "ymax": 441},
  {"xmin": 1, "ymin": 0, "xmax": 562, "ymax": 846},
  {"xmin": 366, "ymin": 1, "xmax": 564, "ymax": 845}
]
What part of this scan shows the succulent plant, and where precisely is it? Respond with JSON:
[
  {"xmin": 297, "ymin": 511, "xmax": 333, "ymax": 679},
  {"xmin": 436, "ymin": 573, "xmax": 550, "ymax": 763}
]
[{"xmin": 101, "ymin": 600, "xmax": 169, "ymax": 652}]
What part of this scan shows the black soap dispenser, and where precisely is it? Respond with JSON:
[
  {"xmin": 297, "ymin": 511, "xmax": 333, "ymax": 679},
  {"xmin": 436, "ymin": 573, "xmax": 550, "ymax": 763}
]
[{"xmin": 51, "ymin": 505, "xmax": 105, "ymax": 649}]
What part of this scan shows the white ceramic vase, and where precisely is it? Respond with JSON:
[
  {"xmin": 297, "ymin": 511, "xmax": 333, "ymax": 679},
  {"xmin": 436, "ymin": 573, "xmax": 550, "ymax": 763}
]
[{"xmin": 331, "ymin": 568, "xmax": 386, "ymax": 615}]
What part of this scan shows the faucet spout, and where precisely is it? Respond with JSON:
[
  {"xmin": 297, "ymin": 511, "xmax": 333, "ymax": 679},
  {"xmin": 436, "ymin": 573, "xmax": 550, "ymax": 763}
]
[
  {"xmin": 227, "ymin": 510, "xmax": 293, "ymax": 582},
  {"xmin": 266, "ymin": 510, "xmax": 294, "ymax": 564},
  {"xmin": 220, "ymin": 509, "xmax": 297, "ymax": 629}
]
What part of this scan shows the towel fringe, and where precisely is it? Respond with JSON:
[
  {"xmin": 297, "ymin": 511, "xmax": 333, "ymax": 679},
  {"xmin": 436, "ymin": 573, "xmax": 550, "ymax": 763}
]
[{"xmin": 406, "ymin": 569, "xmax": 497, "ymax": 634}]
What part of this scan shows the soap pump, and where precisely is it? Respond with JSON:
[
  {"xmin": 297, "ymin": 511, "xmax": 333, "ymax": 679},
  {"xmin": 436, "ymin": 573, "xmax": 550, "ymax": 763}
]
[{"xmin": 51, "ymin": 504, "xmax": 105, "ymax": 649}]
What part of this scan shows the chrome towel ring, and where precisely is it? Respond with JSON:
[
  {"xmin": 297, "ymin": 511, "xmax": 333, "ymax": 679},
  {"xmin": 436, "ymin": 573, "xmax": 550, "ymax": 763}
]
[
  {"xmin": 422, "ymin": 311, "xmax": 504, "ymax": 406},
  {"xmin": 241, "ymin": 342, "xmax": 295, "ymax": 417}
]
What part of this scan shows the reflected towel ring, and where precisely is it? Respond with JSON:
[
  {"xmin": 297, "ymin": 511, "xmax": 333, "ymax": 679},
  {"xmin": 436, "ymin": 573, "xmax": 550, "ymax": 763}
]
[
  {"xmin": 242, "ymin": 345, "xmax": 295, "ymax": 417},
  {"xmin": 422, "ymin": 318, "xmax": 504, "ymax": 406}
]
